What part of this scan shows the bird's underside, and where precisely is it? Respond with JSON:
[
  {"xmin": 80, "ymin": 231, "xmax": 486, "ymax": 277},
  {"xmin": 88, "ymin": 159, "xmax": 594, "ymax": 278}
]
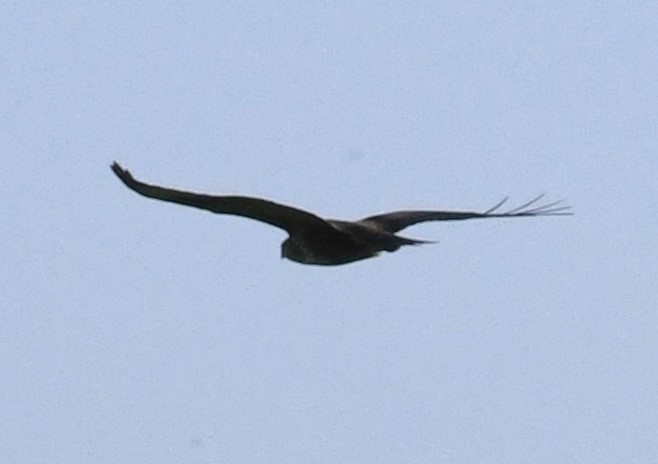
[{"xmin": 110, "ymin": 162, "xmax": 572, "ymax": 265}]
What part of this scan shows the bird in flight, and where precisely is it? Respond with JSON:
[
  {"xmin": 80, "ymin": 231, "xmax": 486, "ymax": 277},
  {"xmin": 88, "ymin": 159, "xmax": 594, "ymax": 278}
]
[{"xmin": 111, "ymin": 162, "xmax": 572, "ymax": 266}]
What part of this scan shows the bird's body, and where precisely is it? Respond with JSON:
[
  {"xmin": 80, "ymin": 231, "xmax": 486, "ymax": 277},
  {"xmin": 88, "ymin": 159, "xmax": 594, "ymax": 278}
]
[
  {"xmin": 280, "ymin": 219, "xmax": 427, "ymax": 265},
  {"xmin": 110, "ymin": 162, "xmax": 571, "ymax": 266}
]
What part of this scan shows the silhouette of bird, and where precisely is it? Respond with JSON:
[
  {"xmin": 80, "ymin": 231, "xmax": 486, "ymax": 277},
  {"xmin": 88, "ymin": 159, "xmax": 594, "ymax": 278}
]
[{"xmin": 111, "ymin": 162, "xmax": 572, "ymax": 266}]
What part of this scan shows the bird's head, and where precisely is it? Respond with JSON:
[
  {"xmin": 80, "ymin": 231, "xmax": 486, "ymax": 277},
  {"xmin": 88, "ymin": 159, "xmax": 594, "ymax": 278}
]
[
  {"xmin": 281, "ymin": 239, "xmax": 288, "ymax": 260},
  {"xmin": 281, "ymin": 237, "xmax": 294, "ymax": 260},
  {"xmin": 281, "ymin": 237, "xmax": 307, "ymax": 264}
]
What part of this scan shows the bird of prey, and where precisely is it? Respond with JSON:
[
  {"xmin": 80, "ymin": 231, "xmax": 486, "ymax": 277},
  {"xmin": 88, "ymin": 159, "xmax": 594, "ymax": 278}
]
[{"xmin": 110, "ymin": 162, "xmax": 572, "ymax": 266}]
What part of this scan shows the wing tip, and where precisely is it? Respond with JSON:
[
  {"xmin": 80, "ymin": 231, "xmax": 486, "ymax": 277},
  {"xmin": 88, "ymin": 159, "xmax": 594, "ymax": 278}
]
[
  {"xmin": 110, "ymin": 161, "xmax": 136, "ymax": 185},
  {"xmin": 495, "ymin": 195, "xmax": 574, "ymax": 217}
]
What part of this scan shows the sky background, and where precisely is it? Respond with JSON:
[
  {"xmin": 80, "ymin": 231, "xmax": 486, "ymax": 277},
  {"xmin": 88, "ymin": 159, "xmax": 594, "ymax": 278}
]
[{"xmin": 2, "ymin": 2, "xmax": 657, "ymax": 463}]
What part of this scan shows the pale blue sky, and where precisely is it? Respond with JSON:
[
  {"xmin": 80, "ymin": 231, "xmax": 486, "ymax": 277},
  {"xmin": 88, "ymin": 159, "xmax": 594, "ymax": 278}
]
[{"xmin": 2, "ymin": 2, "xmax": 657, "ymax": 463}]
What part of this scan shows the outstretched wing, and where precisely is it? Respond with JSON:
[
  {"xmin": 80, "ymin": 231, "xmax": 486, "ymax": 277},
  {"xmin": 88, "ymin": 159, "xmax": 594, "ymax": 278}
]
[
  {"xmin": 358, "ymin": 195, "xmax": 573, "ymax": 233},
  {"xmin": 110, "ymin": 162, "xmax": 332, "ymax": 234}
]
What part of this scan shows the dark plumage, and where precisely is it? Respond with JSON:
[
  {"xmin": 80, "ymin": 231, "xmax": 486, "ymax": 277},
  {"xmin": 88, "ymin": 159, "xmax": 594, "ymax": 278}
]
[{"xmin": 110, "ymin": 162, "xmax": 572, "ymax": 265}]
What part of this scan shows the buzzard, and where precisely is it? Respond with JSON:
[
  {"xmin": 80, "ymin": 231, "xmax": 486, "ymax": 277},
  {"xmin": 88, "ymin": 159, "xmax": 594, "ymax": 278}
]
[{"xmin": 111, "ymin": 162, "xmax": 571, "ymax": 266}]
